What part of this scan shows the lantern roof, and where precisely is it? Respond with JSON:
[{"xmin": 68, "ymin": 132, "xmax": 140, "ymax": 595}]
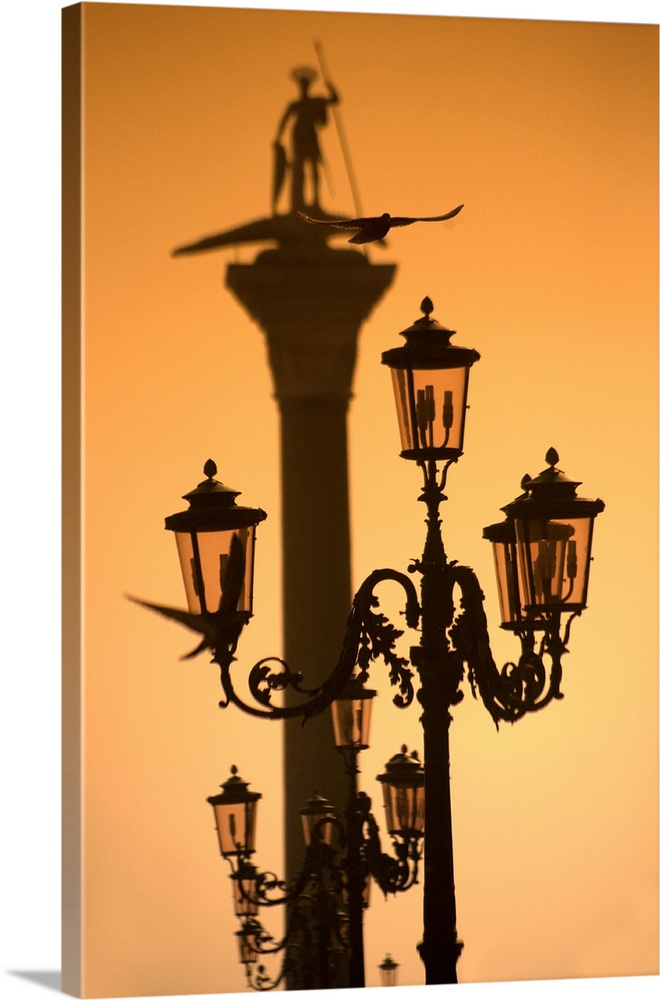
[
  {"xmin": 165, "ymin": 459, "xmax": 268, "ymax": 532},
  {"xmin": 299, "ymin": 791, "xmax": 336, "ymax": 817},
  {"xmin": 379, "ymin": 955, "xmax": 399, "ymax": 971},
  {"xmin": 207, "ymin": 765, "xmax": 262, "ymax": 807},
  {"xmin": 505, "ymin": 449, "xmax": 605, "ymax": 521},
  {"xmin": 381, "ymin": 296, "xmax": 480, "ymax": 371},
  {"xmin": 377, "ymin": 745, "xmax": 425, "ymax": 787}
]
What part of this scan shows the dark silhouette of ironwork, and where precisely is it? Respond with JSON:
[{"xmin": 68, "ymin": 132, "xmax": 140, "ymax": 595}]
[
  {"xmin": 208, "ymin": 743, "xmax": 422, "ymax": 991},
  {"xmin": 134, "ymin": 290, "xmax": 605, "ymax": 987}
]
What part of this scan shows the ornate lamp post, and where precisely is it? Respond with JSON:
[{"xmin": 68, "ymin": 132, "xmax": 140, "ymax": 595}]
[
  {"xmin": 205, "ymin": 724, "xmax": 424, "ymax": 990},
  {"xmin": 133, "ymin": 296, "xmax": 604, "ymax": 988}
]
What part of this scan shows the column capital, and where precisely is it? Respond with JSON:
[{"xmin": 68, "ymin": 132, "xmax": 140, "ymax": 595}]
[{"xmin": 226, "ymin": 249, "xmax": 396, "ymax": 400}]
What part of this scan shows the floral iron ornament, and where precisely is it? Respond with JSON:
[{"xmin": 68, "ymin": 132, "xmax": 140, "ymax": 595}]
[{"xmin": 130, "ymin": 559, "xmax": 419, "ymax": 722}]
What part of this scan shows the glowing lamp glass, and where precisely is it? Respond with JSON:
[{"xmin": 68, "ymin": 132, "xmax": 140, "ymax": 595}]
[
  {"xmin": 330, "ymin": 681, "xmax": 376, "ymax": 750},
  {"xmin": 207, "ymin": 766, "xmax": 261, "ymax": 859},
  {"xmin": 382, "ymin": 297, "xmax": 479, "ymax": 462},
  {"xmin": 377, "ymin": 746, "xmax": 425, "ymax": 839},
  {"xmin": 165, "ymin": 459, "xmax": 266, "ymax": 617}
]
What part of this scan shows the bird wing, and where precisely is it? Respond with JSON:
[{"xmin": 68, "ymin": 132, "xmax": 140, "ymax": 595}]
[
  {"xmin": 126, "ymin": 594, "xmax": 218, "ymax": 659},
  {"xmin": 127, "ymin": 595, "xmax": 213, "ymax": 633},
  {"xmin": 388, "ymin": 204, "xmax": 464, "ymax": 227},
  {"xmin": 298, "ymin": 211, "xmax": 373, "ymax": 231}
]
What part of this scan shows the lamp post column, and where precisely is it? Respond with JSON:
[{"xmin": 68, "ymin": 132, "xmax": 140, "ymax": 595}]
[
  {"xmin": 414, "ymin": 467, "xmax": 463, "ymax": 985},
  {"xmin": 379, "ymin": 297, "xmax": 480, "ymax": 984},
  {"xmin": 343, "ymin": 749, "xmax": 366, "ymax": 989}
]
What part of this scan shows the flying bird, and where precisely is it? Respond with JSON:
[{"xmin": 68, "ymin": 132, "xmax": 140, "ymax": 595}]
[
  {"xmin": 127, "ymin": 534, "xmax": 247, "ymax": 660},
  {"xmin": 298, "ymin": 205, "xmax": 463, "ymax": 244},
  {"xmin": 126, "ymin": 595, "xmax": 221, "ymax": 659}
]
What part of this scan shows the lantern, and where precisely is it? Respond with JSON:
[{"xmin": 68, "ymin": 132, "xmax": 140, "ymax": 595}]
[
  {"xmin": 299, "ymin": 792, "xmax": 337, "ymax": 848},
  {"xmin": 165, "ymin": 459, "xmax": 267, "ymax": 618},
  {"xmin": 379, "ymin": 954, "xmax": 400, "ymax": 987},
  {"xmin": 377, "ymin": 746, "xmax": 425, "ymax": 840},
  {"xmin": 230, "ymin": 861, "xmax": 259, "ymax": 918},
  {"xmin": 236, "ymin": 916, "xmax": 262, "ymax": 966},
  {"xmin": 506, "ymin": 449, "xmax": 605, "ymax": 617},
  {"xmin": 381, "ymin": 297, "xmax": 480, "ymax": 462},
  {"xmin": 330, "ymin": 679, "xmax": 376, "ymax": 751},
  {"xmin": 207, "ymin": 766, "xmax": 261, "ymax": 859}
]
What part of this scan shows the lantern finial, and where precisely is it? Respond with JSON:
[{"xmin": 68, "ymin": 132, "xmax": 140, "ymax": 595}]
[
  {"xmin": 420, "ymin": 296, "xmax": 434, "ymax": 318},
  {"xmin": 204, "ymin": 458, "xmax": 218, "ymax": 479},
  {"xmin": 545, "ymin": 447, "xmax": 559, "ymax": 468}
]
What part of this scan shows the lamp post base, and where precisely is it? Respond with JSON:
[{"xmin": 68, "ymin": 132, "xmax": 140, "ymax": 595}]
[{"xmin": 417, "ymin": 934, "xmax": 463, "ymax": 986}]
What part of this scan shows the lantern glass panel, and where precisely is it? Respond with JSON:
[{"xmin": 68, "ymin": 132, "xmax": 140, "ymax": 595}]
[
  {"xmin": 515, "ymin": 517, "xmax": 593, "ymax": 613},
  {"xmin": 331, "ymin": 694, "xmax": 373, "ymax": 750},
  {"xmin": 491, "ymin": 537, "xmax": 524, "ymax": 625},
  {"xmin": 391, "ymin": 365, "xmax": 470, "ymax": 458},
  {"xmin": 382, "ymin": 782, "xmax": 425, "ymax": 837},
  {"xmin": 212, "ymin": 798, "xmax": 258, "ymax": 858},
  {"xmin": 174, "ymin": 526, "xmax": 255, "ymax": 616},
  {"xmin": 232, "ymin": 869, "xmax": 259, "ymax": 918}
]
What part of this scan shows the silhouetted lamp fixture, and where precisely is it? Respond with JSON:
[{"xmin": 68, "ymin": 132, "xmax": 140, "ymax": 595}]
[
  {"xmin": 208, "ymin": 766, "xmax": 262, "ymax": 860},
  {"xmin": 330, "ymin": 679, "xmax": 376, "ymax": 751},
  {"xmin": 507, "ymin": 450, "xmax": 604, "ymax": 618},
  {"xmin": 300, "ymin": 792, "xmax": 337, "ymax": 847},
  {"xmin": 377, "ymin": 746, "xmax": 425, "ymax": 843},
  {"xmin": 381, "ymin": 295, "xmax": 480, "ymax": 461},
  {"xmin": 378, "ymin": 954, "xmax": 400, "ymax": 987},
  {"xmin": 207, "ymin": 732, "xmax": 424, "ymax": 991},
  {"xmin": 164, "ymin": 458, "xmax": 267, "ymax": 625},
  {"xmin": 236, "ymin": 916, "xmax": 263, "ymax": 967},
  {"xmin": 138, "ymin": 296, "xmax": 604, "ymax": 990},
  {"xmin": 483, "ymin": 453, "xmax": 604, "ymax": 630}
]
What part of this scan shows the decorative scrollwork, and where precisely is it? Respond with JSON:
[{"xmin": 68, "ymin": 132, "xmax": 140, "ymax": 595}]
[
  {"xmin": 350, "ymin": 568, "xmax": 420, "ymax": 708},
  {"xmin": 450, "ymin": 564, "xmax": 567, "ymax": 727},
  {"xmin": 131, "ymin": 559, "xmax": 422, "ymax": 720},
  {"xmin": 216, "ymin": 567, "xmax": 422, "ymax": 719},
  {"xmin": 248, "ymin": 657, "xmax": 305, "ymax": 708},
  {"xmin": 362, "ymin": 809, "xmax": 421, "ymax": 897}
]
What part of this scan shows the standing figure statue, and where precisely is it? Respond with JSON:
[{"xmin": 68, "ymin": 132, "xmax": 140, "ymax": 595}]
[{"xmin": 274, "ymin": 66, "xmax": 339, "ymax": 214}]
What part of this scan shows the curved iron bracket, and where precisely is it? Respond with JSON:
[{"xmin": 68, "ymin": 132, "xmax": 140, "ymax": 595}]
[
  {"xmin": 449, "ymin": 564, "xmax": 569, "ymax": 727},
  {"xmin": 132, "ymin": 567, "xmax": 421, "ymax": 721}
]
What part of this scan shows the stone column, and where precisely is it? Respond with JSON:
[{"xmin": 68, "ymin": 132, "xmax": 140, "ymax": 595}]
[{"xmin": 227, "ymin": 244, "xmax": 396, "ymax": 873}]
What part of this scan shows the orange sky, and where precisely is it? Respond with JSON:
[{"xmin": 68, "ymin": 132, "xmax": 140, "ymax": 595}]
[{"xmin": 62, "ymin": 2, "xmax": 657, "ymax": 997}]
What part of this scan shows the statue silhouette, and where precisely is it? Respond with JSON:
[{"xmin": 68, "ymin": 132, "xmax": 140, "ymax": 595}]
[{"xmin": 274, "ymin": 66, "xmax": 339, "ymax": 214}]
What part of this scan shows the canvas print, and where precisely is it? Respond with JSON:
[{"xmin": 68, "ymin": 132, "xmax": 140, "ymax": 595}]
[{"xmin": 62, "ymin": 2, "xmax": 659, "ymax": 998}]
